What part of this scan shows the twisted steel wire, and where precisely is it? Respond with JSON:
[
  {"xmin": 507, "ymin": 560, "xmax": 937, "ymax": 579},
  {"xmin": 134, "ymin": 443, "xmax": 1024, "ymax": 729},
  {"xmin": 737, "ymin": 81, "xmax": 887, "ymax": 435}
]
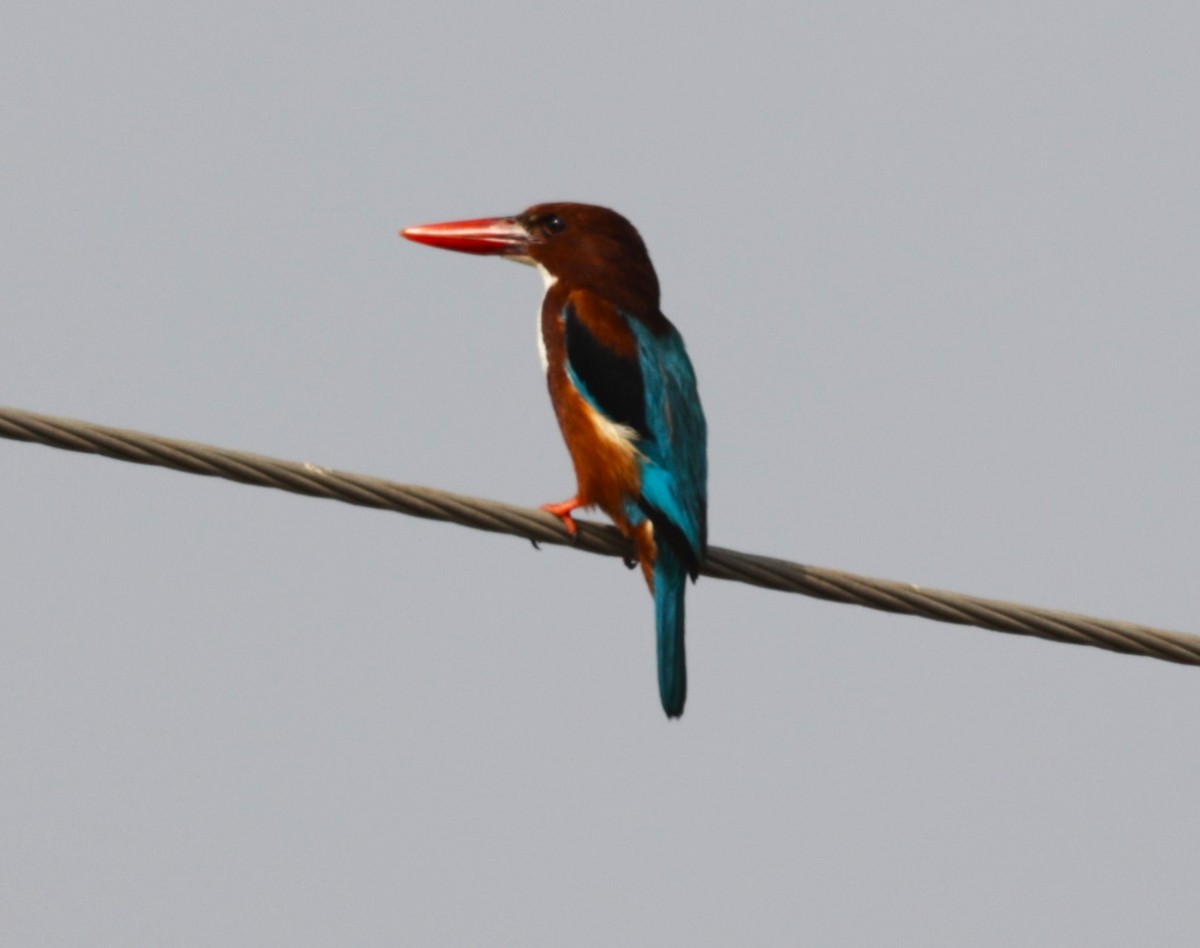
[{"xmin": 3, "ymin": 404, "xmax": 1197, "ymax": 666}]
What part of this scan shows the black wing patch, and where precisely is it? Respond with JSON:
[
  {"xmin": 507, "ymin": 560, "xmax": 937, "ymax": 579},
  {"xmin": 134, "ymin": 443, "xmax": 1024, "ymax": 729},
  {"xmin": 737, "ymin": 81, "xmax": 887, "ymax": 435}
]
[{"xmin": 563, "ymin": 302, "xmax": 650, "ymax": 440}]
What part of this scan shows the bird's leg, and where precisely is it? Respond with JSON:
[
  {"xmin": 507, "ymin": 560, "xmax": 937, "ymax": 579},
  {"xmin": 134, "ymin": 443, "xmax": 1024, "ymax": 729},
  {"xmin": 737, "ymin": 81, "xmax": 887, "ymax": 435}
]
[{"xmin": 540, "ymin": 496, "xmax": 582, "ymax": 538}]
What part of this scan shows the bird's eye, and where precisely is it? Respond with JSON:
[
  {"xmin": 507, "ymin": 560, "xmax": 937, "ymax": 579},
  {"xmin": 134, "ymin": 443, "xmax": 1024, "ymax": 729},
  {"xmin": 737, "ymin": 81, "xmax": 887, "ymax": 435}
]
[{"xmin": 542, "ymin": 214, "xmax": 566, "ymax": 235}]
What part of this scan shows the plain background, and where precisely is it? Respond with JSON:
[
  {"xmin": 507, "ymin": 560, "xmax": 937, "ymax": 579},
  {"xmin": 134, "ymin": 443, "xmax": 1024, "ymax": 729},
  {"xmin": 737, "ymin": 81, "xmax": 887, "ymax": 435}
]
[{"xmin": 2, "ymin": 2, "xmax": 1198, "ymax": 945}]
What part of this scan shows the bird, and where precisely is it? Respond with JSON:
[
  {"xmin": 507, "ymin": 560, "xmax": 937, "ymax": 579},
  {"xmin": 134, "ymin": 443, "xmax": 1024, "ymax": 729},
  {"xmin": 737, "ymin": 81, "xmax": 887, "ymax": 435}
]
[{"xmin": 401, "ymin": 203, "xmax": 707, "ymax": 718}]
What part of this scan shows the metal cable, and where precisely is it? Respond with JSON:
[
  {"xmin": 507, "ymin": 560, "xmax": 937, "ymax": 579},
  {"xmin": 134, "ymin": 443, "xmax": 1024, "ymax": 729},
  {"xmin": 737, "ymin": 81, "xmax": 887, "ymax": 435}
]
[{"xmin": 2, "ymin": 404, "xmax": 1196, "ymax": 666}]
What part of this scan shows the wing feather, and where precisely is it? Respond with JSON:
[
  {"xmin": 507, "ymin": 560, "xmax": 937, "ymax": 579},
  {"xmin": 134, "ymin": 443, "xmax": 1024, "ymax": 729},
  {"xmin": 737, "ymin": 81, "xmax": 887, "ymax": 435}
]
[
  {"xmin": 562, "ymin": 299, "xmax": 649, "ymax": 440},
  {"xmin": 560, "ymin": 292, "xmax": 707, "ymax": 577},
  {"xmin": 628, "ymin": 318, "xmax": 707, "ymax": 576}
]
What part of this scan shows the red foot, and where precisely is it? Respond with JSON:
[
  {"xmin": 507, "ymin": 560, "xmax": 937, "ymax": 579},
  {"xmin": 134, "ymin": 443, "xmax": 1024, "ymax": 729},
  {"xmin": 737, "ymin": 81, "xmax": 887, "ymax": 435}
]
[{"xmin": 540, "ymin": 497, "xmax": 583, "ymax": 538}]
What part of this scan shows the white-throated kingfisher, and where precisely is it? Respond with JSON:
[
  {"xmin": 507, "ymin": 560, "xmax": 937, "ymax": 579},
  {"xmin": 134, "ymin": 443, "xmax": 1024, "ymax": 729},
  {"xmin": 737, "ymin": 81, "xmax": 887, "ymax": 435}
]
[{"xmin": 402, "ymin": 203, "xmax": 707, "ymax": 718}]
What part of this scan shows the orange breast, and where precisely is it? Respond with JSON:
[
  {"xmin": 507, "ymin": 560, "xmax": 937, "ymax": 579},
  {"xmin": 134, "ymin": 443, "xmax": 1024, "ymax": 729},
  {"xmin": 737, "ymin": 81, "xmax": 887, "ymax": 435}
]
[
  {"xmin": 540, "ymin": 286, "xmax": 644, "ymax": 533},
  {"xmin": 559, "ymin": 384, "xmax": 642, "ymax": 522}
]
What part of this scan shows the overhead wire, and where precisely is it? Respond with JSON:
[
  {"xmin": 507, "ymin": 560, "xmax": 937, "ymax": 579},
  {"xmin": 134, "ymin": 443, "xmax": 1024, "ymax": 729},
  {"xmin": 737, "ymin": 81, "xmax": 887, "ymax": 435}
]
[{"xmin": 2, "ymin": 404, "xmax": 1196, "ymax": 666}]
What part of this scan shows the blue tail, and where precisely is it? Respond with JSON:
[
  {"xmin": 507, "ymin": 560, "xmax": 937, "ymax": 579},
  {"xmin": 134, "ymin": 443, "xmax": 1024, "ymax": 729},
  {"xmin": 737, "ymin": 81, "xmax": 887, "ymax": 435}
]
[{"xmin": 654, "ymin": 543, "xmax": 688, "ymax": 718}]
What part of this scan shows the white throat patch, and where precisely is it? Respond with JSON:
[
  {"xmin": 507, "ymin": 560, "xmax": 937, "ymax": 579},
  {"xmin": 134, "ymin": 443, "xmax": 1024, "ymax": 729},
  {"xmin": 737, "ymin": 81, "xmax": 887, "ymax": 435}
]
[{"xmin": 535, "ymin": 265, "xmax": 557, "ymax": 372}]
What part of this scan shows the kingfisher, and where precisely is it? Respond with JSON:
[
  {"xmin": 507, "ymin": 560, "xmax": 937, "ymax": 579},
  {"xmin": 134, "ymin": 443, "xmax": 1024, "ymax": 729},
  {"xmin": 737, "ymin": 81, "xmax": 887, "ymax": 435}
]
[{"xmin": 401, "ymin": 203, "xmax": 707, "ymax": 718}]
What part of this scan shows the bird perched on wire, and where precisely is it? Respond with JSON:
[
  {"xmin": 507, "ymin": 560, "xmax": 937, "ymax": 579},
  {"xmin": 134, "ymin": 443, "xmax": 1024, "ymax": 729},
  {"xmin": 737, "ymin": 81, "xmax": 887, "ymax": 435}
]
[{"xmin": 402, "ymin": 203, "xmax": 707, "ymax": 718}]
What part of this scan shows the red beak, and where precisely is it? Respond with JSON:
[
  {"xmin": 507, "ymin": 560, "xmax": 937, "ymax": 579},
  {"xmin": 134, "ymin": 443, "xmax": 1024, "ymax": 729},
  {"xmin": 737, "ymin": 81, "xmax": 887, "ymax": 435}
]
[{"xmin": 400, "ymin": 216, "xmax": 530, "ymax": 256}]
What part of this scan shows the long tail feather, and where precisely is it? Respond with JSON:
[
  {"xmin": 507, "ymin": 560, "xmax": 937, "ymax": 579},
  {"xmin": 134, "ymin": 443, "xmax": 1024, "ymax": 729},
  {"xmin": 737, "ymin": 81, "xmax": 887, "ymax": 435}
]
[{"xmin": 654, "ymin": 543, "xmax": 688, "ymax": 718}]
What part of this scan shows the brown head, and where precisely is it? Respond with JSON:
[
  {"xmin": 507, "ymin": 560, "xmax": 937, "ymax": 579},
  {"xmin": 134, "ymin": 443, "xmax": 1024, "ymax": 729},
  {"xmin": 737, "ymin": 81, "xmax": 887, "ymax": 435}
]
[{"xmin": 402, "ymin": 202, "xmax": 661, "ymax": 318}]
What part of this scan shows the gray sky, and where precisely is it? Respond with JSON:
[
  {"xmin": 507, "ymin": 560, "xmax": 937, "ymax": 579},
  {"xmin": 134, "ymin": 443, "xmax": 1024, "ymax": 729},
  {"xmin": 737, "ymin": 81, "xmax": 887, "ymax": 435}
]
[{"xmin": 2, "ymin": 2, "xmax": 1198, "ymax": 945}]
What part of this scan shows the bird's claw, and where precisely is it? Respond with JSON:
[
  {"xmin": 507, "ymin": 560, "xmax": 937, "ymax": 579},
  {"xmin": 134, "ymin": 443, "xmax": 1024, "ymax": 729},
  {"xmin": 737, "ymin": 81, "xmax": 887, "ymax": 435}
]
[{"xmin": 540, "ymin": 497, "xmax": 582, "ymax": 542}]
